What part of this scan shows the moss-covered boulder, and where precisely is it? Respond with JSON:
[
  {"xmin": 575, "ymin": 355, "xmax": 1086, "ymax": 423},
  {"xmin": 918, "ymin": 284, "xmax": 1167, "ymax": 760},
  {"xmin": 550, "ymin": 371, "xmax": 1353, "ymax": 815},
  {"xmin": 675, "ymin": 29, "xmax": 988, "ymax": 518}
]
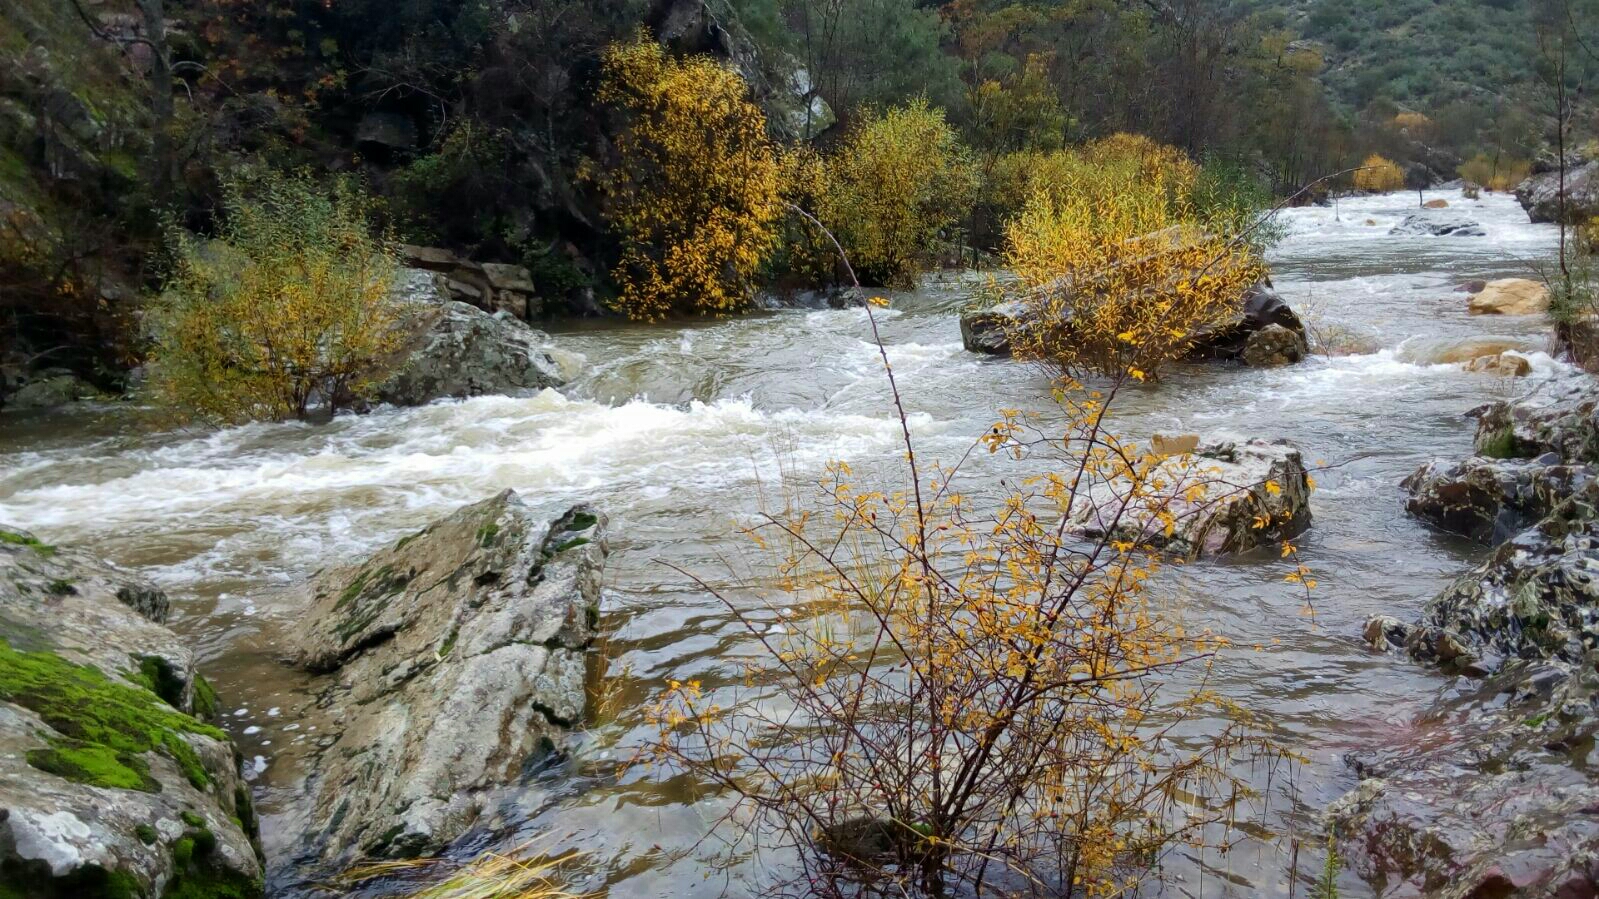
[
  {"xmin": 278, "ymin": 491, "xmax": 606, "ymax": 884},
  {"xmin": 0, "ymin": 526, "xmax": 262, "ymax": 898}
]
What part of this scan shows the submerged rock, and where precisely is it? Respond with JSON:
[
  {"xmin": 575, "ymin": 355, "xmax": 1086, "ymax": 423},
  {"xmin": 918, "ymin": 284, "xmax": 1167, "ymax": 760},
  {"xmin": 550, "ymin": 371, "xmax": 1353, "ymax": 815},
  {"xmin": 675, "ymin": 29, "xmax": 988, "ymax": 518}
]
[
  {"xmin": 1463, "ymin": 352, "xmax": 1532, "ymax": 376},
  {"xmin": 374, "ymin": 269, "xmax": 567, "ymax": 407},
  {"xmin": 1074, "ymin": 439, "xmax": 1311, "ymax": 558},
  {"xmin": 279, "ymin": 491, "xmax": 606, "ymax": 881},
  {"xmin": 1388, "ymin": 213, "xmax": 1486, "ymax": 237},
  {"xmin": 0, "ymin": 526, "xmax": 263, "ymax": 898},
  {"xmin": 1330, "ymin": 660, "xmax": 1599, "ymax": 899}
]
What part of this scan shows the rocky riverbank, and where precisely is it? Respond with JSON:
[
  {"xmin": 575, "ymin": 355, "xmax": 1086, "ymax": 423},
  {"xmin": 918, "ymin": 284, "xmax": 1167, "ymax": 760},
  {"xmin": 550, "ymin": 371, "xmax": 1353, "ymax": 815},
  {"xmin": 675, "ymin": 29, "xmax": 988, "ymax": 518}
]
[
  {"xmin": 0, "ymin": 527, "xmax": 263, "ymax": 897},
  {"xmin": 1345, "ymin": 382, "xmax": 1599, "ymax": 897}
]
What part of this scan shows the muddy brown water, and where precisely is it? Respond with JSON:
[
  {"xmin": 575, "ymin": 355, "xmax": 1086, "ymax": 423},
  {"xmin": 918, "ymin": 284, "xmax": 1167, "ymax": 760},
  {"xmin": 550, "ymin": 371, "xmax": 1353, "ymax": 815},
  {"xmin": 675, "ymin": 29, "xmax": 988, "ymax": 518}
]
[{"xmin": 0, "ymin": 190, "xmax": 1572, "ymax": 896}]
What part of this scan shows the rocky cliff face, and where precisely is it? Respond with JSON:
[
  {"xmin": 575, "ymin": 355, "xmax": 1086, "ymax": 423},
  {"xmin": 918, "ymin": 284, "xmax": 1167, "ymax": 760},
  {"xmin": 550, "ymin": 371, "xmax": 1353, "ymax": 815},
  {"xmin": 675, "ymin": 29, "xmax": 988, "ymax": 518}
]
[
  {"xmin": 273, "ymin": 491, "xmax": 606, "ymax": 887},
  {"xmin": 0, "ymin": 526, "xmax": 263, "ymax": 898}
]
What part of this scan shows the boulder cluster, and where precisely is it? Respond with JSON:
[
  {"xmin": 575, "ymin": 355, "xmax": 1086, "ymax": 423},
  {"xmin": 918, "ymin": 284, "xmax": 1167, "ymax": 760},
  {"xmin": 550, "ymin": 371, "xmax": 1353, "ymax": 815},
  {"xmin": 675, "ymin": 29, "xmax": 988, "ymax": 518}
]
[{"xmin": 1342, "ymin": 383, "xmax": 1599, "ymax": 898}]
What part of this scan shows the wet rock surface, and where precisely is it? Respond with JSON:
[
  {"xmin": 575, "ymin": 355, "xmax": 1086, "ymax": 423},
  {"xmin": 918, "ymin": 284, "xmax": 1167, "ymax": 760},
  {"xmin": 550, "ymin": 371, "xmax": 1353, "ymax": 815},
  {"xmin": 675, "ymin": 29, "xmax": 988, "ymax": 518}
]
[
  {"xmin": 959, "ymin": 281, "xmax": 1308, "ymax": 366},
  {"xmin": 1355, "ymin": 382, "xmax": 1599, "ymax": 897},
  {"xmin": 1330, "ymin": 660, "xmax": 1599, "ymax": 899},
  {"xmin": 374, "ymin": 269, "xmax": 568, "ymax": 407},
  {"xmin": 1074, "ymin": 439, "xmax": 1311, "ymax": 558},
  {"xmin": 1388, "ymin": 212, "xmax": 1487, "ymax": 237},
  {"xmin": 1402, "ymin": 454, "xmax": 1595, "ymax": 544},
  {"xmin": 275, "ymin": 490, "xmax": 606, "ymax": 886},
  {"xmin": 0, "ymin": 526, "xmax": 263, "ymax": 898}
]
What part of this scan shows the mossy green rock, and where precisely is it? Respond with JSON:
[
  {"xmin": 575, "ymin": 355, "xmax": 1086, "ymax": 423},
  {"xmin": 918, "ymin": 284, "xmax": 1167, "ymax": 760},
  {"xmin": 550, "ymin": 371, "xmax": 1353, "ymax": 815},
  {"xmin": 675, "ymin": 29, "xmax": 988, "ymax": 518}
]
[
  {"xmin": 0, "ymin": 525, "xmax": 262, "ymax": 898},
  {"xmin": 281, "ymin": 491, "xmax": 605, "ymax": 885}
]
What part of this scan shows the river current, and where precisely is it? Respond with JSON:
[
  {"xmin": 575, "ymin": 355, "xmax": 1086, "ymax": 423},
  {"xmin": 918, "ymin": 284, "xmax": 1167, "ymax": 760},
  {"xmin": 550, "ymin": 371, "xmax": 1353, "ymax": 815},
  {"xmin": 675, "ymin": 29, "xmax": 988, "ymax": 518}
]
[{"xmin": 0, "ymin": 190, "xmax": 1572, "ymax": 896}]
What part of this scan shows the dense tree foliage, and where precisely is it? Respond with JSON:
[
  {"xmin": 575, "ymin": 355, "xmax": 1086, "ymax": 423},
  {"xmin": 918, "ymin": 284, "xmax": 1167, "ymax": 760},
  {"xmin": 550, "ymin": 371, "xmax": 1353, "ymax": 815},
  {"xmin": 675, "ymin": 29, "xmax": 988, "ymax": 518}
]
[
  {"xmin": 2, "ymin": 0, "xmax": 1593, "ymax": 397},
  {"xmin": 593, "ymin": 38, "xmax": 782, "ymax": 318}
]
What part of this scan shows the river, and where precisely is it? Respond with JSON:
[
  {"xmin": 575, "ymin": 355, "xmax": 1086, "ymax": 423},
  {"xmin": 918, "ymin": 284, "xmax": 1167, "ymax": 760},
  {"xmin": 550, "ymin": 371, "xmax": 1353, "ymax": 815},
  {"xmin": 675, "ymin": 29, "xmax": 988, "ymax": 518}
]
[{"xmin": 0, "ymin": 189, "xmax": 1572, "ymax": 896}]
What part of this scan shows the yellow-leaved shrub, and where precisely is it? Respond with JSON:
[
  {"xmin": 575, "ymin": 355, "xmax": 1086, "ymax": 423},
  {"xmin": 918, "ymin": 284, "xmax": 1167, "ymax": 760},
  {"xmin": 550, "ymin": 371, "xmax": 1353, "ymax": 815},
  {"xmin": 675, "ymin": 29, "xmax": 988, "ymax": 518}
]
[
  {"xmin": 1353, "ymin": 153, "xmax": 1405, "ymax": 192},
  {"xmin": 593, "ymin": 37, "xmax": 782, "ymax": 319},
  {"xmin": 1457, "ymin": 154, "xmax": 1531, "ymax": 192},
  {"xmin": 145, "ymin": 170, "xmax": 407, "ymax": 424},
  {"xmin": 810, "ymin": 100, "xmax": 978, "ymax": 287},
  {"xmin": 998, "ymin": 135, "xmax": 1266, "ymax": 382}
]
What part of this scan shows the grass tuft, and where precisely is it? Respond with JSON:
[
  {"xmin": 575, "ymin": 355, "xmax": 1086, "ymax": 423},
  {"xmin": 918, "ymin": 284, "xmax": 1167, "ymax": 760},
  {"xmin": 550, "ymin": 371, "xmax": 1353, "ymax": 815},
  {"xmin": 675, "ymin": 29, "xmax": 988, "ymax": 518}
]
[{"xmin": 337, "ymin": 840, "xmax": 591, "ymax": 899}]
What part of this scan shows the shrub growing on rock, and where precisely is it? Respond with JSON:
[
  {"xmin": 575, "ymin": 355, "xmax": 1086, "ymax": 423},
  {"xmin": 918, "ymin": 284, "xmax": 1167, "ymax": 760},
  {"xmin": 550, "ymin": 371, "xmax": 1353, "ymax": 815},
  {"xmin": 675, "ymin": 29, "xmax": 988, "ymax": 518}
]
[
  {"xmin": 593, "ymin": 37, "xmax": 782, "ymax": 319},
  {"xmin": 996, "ymin": 135, "xmax": 1267, "ymax": 382},
  {"xmin": 146, "ymin": 170, "xmax": 408, "ymax": 424}
]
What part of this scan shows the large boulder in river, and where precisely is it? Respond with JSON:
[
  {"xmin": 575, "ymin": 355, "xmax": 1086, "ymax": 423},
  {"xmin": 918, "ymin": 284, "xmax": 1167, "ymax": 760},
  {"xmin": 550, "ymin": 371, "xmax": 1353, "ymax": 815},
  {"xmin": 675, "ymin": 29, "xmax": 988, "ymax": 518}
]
[
  {"xmin": 1473, "ymin": 382, "xmax": 1599, "ymax": 463},
  {"xmin": 1387, "ymin": 212, "xmax": 1486, "ymax": 237},
  {"xmin": 1369, "ymin": 493, "xmax": 1599, "ymax": 676},
  {"xmin": 960, "ymin": 281, "xmax": 1308, "ymax": 367},
  {"xmin": 1402, "ymin": 454, "xmax": 1595, "ymax": 544},
  {"xmin": 958, "ymin": 301, "xmax": 1025, "ymax": 356},
  {"xmin": 0, "ymin": 526, "xmax": 263, "ymax": 898},
  {"xmin": 1467, "ymin": 278, "xmax": 1551, "ymax": 316},
  {"xmin": 373, "ymin": 269, "xmax": 567, "ymax": 407},
  {"xmin": 1074, "ymin": 439, "xmax": 1311, "ymax": 558},
  {"xmin": 279, "ymin": 491, "xmax": 606, "ymax": 881},
  {"xmin": 1516, "ymin": 159, "xmax": 1599, "ymax": 224},
  {"xmin": 1183, "ymin": 282, "xmax": 1308, "ymax": 363},
  {"xmin": 1330, "ymin": 659, "xmax": 1599, "ymax": 899}
]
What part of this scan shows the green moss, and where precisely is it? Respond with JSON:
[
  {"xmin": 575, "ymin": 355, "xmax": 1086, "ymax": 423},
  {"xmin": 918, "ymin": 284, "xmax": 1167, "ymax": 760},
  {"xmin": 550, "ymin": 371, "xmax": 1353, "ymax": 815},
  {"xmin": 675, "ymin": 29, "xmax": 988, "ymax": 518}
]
[
  {"xmin": 191, "ymin": 675, "xmax": 218, "ymax": 721},
  {"xmin": 1479, "ymin": 427, "xmax": 1519, "ymax": 460},
  {"xmin": 171, "ymin": 836, "xmax": 195, "ymax": 869},
  {"xmin": 161, "ymin": 868, "xmax": 262, "ymax": 899},
  {"xmin": 552, "ymin": 536, "xmax": 590, "ymax": 553},
  {"xmin": 45, "ymin": 579, "xmax": 76, "ymax": 597},
  {"xmin": 564, "ymin": 511, "xmax": 598, "ymax": 532},
  {"xmin": 476, "ymin": 522, "xmax": 501, "ymax": 548},
  {"xmin": 439, "ymin": 624, "xmax": 461, "ymax": 658},
  {"xmin": 27, "ymin": 742, "xmax": 158, "ymax": 792},
  {"xmin": 180, "ymin": 811, "xmax": 205, "ymax": 828},
  {"xmin": 0, "ymin": 530, "xmax": 56, "ymax": 557},
  {"xmin": 331, "ymin": 563, "xmax": 411, "ymax": 642},
  {"xmin": 0, "ymin": 640, "xmax": 225, "ymax": 792},
  {"xmin": 232, "ymin": 785, "xmax": 258, "ymax": 840},
  {"xmin": 0, "ymin": 859, "xmax": 143, "ymax": 899},
  {"xmin": 136, "ymin": 824, "xmax": 159, "ymax": 845}
]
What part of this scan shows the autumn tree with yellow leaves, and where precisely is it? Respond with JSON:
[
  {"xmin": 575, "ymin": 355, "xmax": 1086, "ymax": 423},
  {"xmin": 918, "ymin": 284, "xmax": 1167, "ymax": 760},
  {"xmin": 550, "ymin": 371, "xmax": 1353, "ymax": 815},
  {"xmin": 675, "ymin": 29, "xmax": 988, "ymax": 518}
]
[
  {"xmin": 652, "ymin": 213, "xmax": 1303, "ymax": 897},
  {"xmin": 997, "ymin": 134, "xmax": 1267, "ymax": 382},
  {"xmin": 145, "ymin": 170, "xmax": 409, "ymax": 424},
  {"xmin": 593, "ymin": 38, "xmax": 782, "ymax": 319},
  {"xmin": 1352, "ymin": 154, "xmax": 1405, "ymax": 192}
]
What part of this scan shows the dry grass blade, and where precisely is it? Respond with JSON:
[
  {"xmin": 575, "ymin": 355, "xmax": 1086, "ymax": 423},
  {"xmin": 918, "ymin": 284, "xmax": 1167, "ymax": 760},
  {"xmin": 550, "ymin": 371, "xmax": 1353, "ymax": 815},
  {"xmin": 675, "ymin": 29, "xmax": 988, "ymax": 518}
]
[{"xmin": 336, "ymin": 841, "xmax": 593, "ymax": 899}]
